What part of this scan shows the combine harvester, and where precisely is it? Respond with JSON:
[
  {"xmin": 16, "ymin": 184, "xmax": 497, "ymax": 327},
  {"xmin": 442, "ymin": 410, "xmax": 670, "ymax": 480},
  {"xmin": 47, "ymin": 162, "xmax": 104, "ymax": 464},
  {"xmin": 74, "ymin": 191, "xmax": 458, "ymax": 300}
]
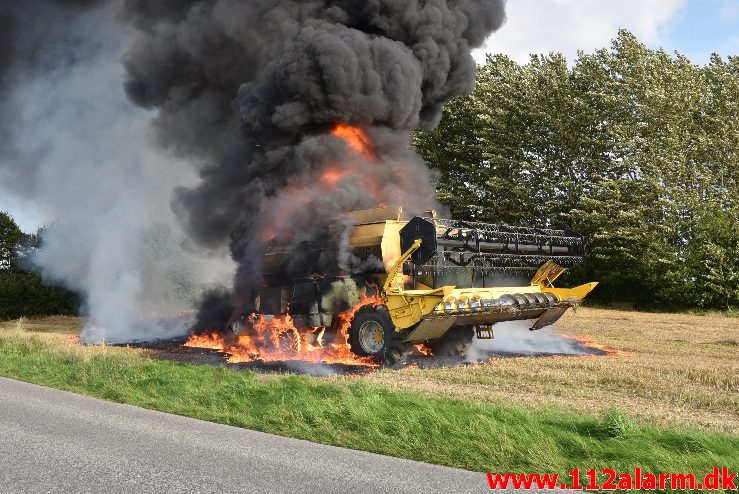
[{"xmin": 233, "ymin": 207, "xmax": 597, "ymax": 366}]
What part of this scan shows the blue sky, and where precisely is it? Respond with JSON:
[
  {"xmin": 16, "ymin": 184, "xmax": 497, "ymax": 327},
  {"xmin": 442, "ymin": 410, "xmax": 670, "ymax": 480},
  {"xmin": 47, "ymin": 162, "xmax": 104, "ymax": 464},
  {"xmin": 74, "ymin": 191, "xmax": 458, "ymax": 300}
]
[
  {"xmin": 475, "ymin": 0, "xmax": 739, "ymax": 64},
  {"xmin": 666, "ymin": 0, "xmax": 739, "ymax": 62},
  {"xmin": 2, "ymin": 0, "xmax": 738, "ymax": 232}
]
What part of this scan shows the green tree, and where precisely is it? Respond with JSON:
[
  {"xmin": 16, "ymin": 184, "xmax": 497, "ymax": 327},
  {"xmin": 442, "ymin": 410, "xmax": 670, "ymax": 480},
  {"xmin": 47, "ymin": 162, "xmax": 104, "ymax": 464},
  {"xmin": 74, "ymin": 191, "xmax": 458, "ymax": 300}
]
[
  {"xmin": 0, "ymin": 213, "xmax": 80, "ymax": 319},
  {"xmin": 0, "ymin": 211, "xmax": 24, "ymax": 270},
  {"xmin": 685, "ymin": 205, "xmax": 739, "ymax": 309},
  {"xmin": 414, "ymin": 30, "xmax": 739, "ymax": 310}
]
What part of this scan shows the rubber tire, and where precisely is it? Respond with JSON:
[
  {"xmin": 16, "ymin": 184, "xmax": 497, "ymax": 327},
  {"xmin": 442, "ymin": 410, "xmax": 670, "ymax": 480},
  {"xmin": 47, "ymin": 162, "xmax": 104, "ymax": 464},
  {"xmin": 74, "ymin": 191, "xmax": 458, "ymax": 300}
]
[
  {"xmin": 383, "ymin": 337, "xmax": 411, "ymax": 368},
  {"xmin": 427, "ymin": 326, "xmax": 475, "ymax": 357},
  {"xmin": 349, "ymin": 305, "xmax": 410, "ymax": 366}
]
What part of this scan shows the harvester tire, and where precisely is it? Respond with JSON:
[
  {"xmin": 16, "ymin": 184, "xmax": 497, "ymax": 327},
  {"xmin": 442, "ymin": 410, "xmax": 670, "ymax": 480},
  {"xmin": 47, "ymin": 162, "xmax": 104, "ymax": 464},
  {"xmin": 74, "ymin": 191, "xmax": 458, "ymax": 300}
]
[
  {"xmin": 383, "ymin": 338, "xmax": 411, "ymax": 368},
  {"xmin": 428, "ymin": 326, "xmax": 474, "ymax": 357},
  {"xmin": 349, "ymin": 305, "xmax": 410, "ymax": 366}
]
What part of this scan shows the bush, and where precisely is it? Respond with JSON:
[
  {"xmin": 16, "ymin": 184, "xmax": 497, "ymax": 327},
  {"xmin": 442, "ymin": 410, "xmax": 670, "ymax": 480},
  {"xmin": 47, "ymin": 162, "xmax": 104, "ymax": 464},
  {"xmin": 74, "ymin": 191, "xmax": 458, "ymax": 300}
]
[{"xmin": 0, "ymin": 270, "xmax": 79, "ymax": 320}]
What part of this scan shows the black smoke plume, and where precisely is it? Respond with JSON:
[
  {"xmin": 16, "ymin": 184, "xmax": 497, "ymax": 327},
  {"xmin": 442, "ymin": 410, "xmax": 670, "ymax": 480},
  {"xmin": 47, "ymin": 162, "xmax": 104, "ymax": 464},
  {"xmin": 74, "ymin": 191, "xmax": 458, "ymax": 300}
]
[
  {"xmin": 0, "ymin": 1, "xmax": 506, "ymax": 340},
  {"xmin": 0, "ymin": 0, "xmax": 236, "ymax": 343},
  {"xmin": 123, "ymin": 0, "xmax": 507, "ymax": 331},
  {"xmin": 0, "ymin": 0, "xmax": 110, "ymax": 191}
]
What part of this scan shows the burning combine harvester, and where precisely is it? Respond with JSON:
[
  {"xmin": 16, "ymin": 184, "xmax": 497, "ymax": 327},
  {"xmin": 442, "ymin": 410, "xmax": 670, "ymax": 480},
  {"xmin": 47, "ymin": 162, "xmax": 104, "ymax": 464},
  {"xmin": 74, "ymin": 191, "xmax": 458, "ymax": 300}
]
[{"xmin": 220, "ymin": 206, "xmax": 598, "ymax": 367}]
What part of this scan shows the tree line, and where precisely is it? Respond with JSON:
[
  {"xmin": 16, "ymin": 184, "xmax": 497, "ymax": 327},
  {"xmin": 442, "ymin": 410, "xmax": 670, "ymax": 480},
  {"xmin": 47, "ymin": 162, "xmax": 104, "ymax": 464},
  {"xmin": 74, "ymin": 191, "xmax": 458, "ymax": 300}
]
[
  {"xmin": 414, "ymin": 30, "xmax": 739, "ymax": 310},
  {"xmin": 0, "ymin": 211, "xmax": 206, "ymax": 321},
  {"xmin": 0, "ymin": 212, "xmax": 79, "ymax": 319}
]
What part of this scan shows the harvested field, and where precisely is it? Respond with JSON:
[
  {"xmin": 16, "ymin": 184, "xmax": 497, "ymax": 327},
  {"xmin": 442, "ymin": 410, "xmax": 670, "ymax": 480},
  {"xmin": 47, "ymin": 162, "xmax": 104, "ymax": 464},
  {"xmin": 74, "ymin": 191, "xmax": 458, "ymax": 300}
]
[{"xmin": 361, "ymin": 308, "xmax": 739, "ymax": 433}]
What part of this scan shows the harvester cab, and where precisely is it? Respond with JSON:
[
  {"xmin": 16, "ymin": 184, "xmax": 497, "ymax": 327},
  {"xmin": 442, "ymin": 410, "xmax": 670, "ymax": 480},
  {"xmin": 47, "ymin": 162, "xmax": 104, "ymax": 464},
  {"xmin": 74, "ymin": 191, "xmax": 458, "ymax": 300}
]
[{"xmin": 236, "ymin": 206, "xmax": 598, "ymax": 366}]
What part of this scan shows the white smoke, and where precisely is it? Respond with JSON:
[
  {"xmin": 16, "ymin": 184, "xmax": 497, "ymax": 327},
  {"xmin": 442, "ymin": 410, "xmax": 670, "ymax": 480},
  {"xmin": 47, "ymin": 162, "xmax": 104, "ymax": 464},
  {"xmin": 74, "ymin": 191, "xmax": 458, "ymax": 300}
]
[
  {"xmin": 0, "ymin": 4, "xmax": 234, "ymax": 343},
  {"xmin": 466, "ymin": 321, "xmax": 597, "ymax": 361}
]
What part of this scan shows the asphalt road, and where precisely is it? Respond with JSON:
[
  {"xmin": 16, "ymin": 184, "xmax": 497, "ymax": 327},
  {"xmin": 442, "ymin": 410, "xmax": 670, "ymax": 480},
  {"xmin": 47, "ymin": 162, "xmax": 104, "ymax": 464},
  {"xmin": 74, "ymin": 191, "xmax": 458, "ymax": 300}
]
[{"xmin": 0, "ymin": 377, "xmax": 493, "ymax": 493}]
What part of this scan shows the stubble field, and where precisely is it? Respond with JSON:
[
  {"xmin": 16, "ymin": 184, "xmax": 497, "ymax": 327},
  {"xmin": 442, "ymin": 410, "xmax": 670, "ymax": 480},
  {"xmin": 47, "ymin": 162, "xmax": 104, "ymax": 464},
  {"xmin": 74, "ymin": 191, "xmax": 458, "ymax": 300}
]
[{"xmin": 363, "ymin": 308, "xmax": 739, "ymax": 433}]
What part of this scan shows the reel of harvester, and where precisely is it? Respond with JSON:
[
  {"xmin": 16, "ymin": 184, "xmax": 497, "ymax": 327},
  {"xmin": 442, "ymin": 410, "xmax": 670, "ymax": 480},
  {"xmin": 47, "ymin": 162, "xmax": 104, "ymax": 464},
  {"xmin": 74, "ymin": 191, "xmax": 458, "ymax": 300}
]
[{"xmin": 401, "ymin": 216, "xmax": 585, "ymax": 275}]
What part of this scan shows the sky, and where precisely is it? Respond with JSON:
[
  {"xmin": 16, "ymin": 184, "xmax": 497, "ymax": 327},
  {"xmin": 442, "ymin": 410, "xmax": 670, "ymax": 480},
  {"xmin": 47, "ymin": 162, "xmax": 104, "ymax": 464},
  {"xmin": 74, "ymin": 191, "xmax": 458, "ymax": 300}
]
[
  {"xmin": 474, "ymin": 0, "xmax": 739, "ymax": 64},
  {"xmin": 2, "ymin": 0, "xmax": 738, "ymax": 233}
]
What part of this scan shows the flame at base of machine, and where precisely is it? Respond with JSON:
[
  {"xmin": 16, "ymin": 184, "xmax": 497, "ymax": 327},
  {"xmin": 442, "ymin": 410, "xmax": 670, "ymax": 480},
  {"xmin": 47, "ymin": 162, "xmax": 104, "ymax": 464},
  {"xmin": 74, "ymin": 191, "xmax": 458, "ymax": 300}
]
[
  {"xmin": 185, "ymin": 294, "xmax": 384, "ymax": 367},
  {"xmin": 558, "ymin": 333, "xmax": 629, "ymax": 358}
]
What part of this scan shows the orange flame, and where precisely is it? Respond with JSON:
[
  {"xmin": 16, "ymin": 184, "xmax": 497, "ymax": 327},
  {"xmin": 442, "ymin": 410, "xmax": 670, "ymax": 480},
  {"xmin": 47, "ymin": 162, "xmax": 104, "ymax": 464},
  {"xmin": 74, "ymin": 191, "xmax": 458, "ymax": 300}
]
[
  {"xmin": 184, "ymin": 332, "xmax": 226, "ymax": 351},
  {"xmin": 185, "ymin": 292, "xmax": 384, "ymax": 367},
  {"xmin": 559, "ymin": 333, "xmax": 629, "ymax": 358},
  {"xmin": 319, "ymin": 123, "xmax": 383, "ymax": 198},
  {"xmin": 330, "ymin": 123, "xmax": 375, "ymax": 159},
  {"xmin": 411, "ymin": 344, "xmax": 433, "ymax": 356},
  {"xmin": 322, "ymin": 168, "xmax": 344, "ymax": 186}
]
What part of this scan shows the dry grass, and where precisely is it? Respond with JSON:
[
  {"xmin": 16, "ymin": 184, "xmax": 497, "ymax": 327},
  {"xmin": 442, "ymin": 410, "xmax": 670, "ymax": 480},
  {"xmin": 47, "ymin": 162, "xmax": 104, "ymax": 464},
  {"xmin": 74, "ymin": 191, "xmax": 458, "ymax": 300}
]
[
  {"xmin": 0, "ymin": 320, "xmax": 141, "ymax": 367},
  {"xmin": 0, "ymin": 315, "xmax": 82, "ymax": 334},
  {"xmin": 359, "ymin": 308, "xmax": 739, "ymax": 433}
]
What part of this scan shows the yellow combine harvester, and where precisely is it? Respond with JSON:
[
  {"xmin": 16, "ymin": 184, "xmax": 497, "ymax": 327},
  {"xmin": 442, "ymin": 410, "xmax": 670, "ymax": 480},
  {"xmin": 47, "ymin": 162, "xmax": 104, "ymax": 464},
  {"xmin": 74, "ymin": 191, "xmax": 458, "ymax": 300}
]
[{"xmin": 237, "ymin": 206, "xmax": 597, "ymax": 365}]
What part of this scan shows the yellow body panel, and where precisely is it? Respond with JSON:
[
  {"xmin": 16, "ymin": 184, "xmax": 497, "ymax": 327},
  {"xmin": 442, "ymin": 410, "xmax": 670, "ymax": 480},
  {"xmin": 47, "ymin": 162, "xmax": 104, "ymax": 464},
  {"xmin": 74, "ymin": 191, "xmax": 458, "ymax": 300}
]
[
  {"xmin": 381, "ymin": 240, "xmax": 598, "ymax": 331},
  {"xmin": 385, "ymin": 289, "xmax": 450, "ymax": 329},
  {"xmin": 346, "ymin": 206, "xmax": 407, "ymax": 272},
  {"xmin": 531, "ymin": 261, "xmax": 568, "ymax": 287},
  {"xmin": 542, "ymin": 283, "xmax": 599, "ymax": 302}
]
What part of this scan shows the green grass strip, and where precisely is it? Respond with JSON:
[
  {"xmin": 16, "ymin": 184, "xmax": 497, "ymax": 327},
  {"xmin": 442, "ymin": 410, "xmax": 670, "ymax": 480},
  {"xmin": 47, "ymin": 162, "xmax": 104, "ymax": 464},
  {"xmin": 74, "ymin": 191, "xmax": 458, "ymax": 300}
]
[{"xmin": 0, "ymin": 333, "xmax": 737, "ymax": 481}]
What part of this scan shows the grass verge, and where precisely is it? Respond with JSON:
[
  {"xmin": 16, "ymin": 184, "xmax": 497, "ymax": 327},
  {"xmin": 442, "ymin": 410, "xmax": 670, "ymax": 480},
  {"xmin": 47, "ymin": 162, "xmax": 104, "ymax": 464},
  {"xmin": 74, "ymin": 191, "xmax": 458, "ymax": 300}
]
[{"xmin": 0, "ymin": 325, "xmax": 737, "ymax": 483}]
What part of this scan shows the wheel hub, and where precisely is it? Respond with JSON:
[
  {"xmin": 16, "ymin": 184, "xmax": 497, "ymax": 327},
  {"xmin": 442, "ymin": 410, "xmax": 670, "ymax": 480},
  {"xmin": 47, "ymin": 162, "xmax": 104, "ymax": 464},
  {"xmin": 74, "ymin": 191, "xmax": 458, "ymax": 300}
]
[{"xmin": 358, "ymin": 320, "xmax": 385, "ymax": 355}]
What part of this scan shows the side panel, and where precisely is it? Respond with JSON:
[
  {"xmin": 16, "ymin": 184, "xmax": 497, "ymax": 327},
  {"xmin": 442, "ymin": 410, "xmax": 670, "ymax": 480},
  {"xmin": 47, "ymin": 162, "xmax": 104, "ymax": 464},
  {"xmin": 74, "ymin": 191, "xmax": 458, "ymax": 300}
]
[
  {"xmin": 318, "ymin": 278, "xmax": 364, "ymax": 314},
  {"xmin": 403, "ymin": 318, "xmax": 455, "ymax": 342},
  {"xmin": 290, "ymin": 282, "xmax": 320, "ymax": 317},
  {"xmin": 254, "ymin": 286, "xmax": 290, "ymax": 315},
  {"xmin": 259, "ymin": 277, "xmax": 371, "ymax": 328},
  {"xmin": 530, "ymin": 307, "xmax": 569, "ymax": 330}
]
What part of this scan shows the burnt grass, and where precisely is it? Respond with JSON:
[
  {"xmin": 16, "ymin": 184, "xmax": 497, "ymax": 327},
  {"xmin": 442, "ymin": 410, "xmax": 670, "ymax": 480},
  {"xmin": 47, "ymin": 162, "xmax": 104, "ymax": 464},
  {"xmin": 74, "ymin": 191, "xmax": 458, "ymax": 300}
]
[
  {"xmin": 120, "ymin": 338, "xmax": 377, "ymax": 376},
  {"xmin": 120, "ymin": 335, "xmax": 608, "ymax": 377}
]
